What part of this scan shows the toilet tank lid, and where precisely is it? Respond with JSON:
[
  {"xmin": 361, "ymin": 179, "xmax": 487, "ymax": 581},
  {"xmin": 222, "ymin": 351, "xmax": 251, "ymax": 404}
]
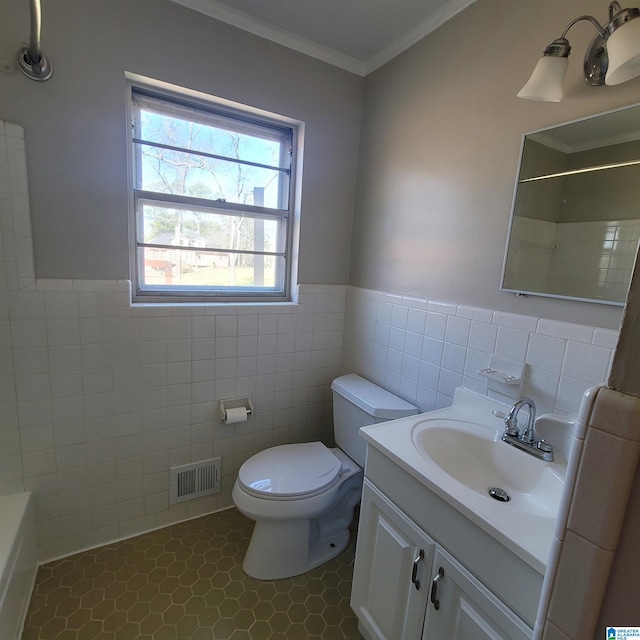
[{"xmin": 331, "ymin": 374, "xmax": 418, "ymax": 419}]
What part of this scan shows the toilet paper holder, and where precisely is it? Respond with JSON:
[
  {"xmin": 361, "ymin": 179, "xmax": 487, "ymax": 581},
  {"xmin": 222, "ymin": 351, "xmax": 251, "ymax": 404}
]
[{"xmin": 218, "ymin": 397, "xmax": 254, "ymax": 422}]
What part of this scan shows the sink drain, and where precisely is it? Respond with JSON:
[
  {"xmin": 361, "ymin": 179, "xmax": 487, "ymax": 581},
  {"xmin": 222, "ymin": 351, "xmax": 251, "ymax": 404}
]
[{"xmin": 488, "ymin": 487, "xmax": 510, "ymax": 502}]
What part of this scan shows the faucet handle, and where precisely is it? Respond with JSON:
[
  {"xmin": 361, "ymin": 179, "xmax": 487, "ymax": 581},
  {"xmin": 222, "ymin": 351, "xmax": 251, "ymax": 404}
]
[
  {"xmin": 535, "ymin": 439, "xmax": 554, "ymax": 461},
  {"xmin": 536, "ymin": 440, "xmax": 553, "ymax": 454},
  {"xmin": 503, "ymin": 416, "xmax": 519, "ymax": 438}
]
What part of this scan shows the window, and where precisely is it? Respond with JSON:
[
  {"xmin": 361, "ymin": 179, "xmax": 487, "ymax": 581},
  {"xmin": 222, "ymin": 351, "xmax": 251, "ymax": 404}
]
[{"xmin": 128, "ymin": 80, "xmax": 299, "ymax": 302}]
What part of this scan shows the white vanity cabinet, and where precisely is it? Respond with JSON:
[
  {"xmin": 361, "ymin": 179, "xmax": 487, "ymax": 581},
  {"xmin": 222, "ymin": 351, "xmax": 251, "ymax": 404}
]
[
  {"xmin": 352, "ymin": 445, "xmax": 542, "ymax": 640},
  {"xmin": 423, "ymin": 547, "xmax": 531, "ymax": 640},
  {"xmin": 351, "ymin": 481, "xmax": 436, "ymax": 639}
]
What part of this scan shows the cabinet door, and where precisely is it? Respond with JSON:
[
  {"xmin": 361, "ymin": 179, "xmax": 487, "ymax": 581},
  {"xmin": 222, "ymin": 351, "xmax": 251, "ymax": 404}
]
[
  {"xmin": 423, "ymin": 547, "xmax": 532, "ymax": 640},
  {"xmin": 351, "ymin": 480, "xmax": 435, "ymax": 640}
]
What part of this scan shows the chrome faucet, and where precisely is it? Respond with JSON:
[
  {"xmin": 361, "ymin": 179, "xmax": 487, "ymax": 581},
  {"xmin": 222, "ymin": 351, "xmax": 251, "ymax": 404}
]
[
  {"xmin": 504, "ymin": 397, "xmax": 536, "ymax": 443},
  {"xmin": 502, "ymin": 397, "xmax": 554, "ymax": 461}
]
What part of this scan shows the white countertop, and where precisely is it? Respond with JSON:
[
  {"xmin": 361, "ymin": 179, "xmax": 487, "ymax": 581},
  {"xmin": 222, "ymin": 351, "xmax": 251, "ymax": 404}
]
[{"xmin": 360, "ymin": 389, "xmax": 567, "ymax": 574}]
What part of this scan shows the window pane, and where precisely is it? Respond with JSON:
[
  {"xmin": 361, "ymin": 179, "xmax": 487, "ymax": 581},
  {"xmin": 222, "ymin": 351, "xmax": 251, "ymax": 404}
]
[
  {"xmin": 140, "ymin": 247, "xmax": 284, "ymax": 291},
  {"xmin": 139, "ymin": 203, "xmax": 285, "ymax": 253},
  {"xmin": 130, "ymin": 84, "xmax": 297, "ymax": 301},
  {"xmin": 136, "ymin": 142, "xmax": 288, "ymax": 209},
  {"xmin": 135, "ymin": 96, "xmax": 289, "ymax": 169}
]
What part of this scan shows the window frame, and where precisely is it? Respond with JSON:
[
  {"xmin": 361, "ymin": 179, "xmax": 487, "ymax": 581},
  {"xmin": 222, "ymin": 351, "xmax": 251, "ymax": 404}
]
[{"xmin": 126, "ymin": 75, "xmax": 301, "ymax": 304}]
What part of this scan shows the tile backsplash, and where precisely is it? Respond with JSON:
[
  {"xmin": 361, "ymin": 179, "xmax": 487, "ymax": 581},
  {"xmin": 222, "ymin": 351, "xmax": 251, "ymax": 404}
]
[
  {"xmin": 342, "ymin": 287, "xmax": 617, "ymax": 417},
  {"xmin": 0, "ymin": 120, "xmax": 619, "ymax": 563}
]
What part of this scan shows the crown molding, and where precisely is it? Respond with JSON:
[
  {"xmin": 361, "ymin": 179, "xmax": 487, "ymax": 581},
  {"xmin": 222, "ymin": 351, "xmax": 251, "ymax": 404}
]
[
  {"xmin": 363, "ymin": 0, "xmax": 477, "ymax": 74},
  {"xmin": 169, "ymin": 0, "xmax": 366, "ymax": 75},
  {"xmin": 170, "ymin": 0, "xmax": 476, "ymax": 77}
]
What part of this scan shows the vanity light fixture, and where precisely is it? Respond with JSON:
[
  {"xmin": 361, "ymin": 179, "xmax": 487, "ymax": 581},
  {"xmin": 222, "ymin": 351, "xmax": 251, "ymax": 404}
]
[{"xmin": 518, "ymin": 1, "xmax": 640, "ymax": 102}]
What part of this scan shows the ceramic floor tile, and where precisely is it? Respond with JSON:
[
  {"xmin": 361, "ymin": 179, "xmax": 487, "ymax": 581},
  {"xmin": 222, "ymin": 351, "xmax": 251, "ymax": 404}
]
[{"xmin": 22, "ymin": 508, "xmax": 362, "ymax": 639}]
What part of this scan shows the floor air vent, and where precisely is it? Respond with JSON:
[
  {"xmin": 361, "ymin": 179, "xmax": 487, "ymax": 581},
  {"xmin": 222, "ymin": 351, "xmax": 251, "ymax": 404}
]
[{"xmin": 170, "ymin": 458, "xmax": 221, "ymax": 504}]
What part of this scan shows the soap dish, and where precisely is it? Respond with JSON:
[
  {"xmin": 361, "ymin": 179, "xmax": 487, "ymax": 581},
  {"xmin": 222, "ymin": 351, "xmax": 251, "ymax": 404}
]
[{"xmin": 477, "ymin": 368, "xmax": 521, "ymax": 385}]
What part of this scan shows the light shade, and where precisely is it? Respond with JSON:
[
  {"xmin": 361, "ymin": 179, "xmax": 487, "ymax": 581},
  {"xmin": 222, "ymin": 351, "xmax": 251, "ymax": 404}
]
[
  {"xmin": 517, "ymin": 55, "xmax": 569, "ymax": 102},
  {"xmin": 605, "ymin": 15, "xmax": 640, "ymax": 84}
]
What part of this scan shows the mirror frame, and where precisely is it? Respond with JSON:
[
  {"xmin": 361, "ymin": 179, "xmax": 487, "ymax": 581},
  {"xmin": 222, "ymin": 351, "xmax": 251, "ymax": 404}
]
[{"xmin": 501, "ymin": 102, "xmax": 640, "ymax": 307}]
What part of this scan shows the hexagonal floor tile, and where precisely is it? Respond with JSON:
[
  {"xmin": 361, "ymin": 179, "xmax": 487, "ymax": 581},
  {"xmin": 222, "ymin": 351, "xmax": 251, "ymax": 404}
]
[{"xmin": 21, "ymin": 508, "xmax": 363, "ymax": 639}]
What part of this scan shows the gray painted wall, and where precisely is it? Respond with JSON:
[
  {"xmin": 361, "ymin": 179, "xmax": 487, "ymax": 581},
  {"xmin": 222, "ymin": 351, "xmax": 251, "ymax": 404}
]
[
  {"xmin": 0, "ymin": 0, "xmax": 363, "ymax": 285},
  {"xmin": 561, "ymin": 141, "xmax": 640, "ymax": 223},
  {"xmin": 515, "ymin": 139, "xmax": 566, "ymax": 223},
  {"xmin": 350, "ymin": 0, "xmax": 640, "ymax": 329}
]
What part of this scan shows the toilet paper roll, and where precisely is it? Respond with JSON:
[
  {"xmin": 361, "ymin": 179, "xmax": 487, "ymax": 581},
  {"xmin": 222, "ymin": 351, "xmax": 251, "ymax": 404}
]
[{"xmin": 224, "ymin": 407, "xmax": 249, "ymax": 424}]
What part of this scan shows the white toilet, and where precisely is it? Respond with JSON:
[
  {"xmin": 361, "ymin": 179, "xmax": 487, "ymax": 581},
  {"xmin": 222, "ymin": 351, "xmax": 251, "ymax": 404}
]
[{"xmin": 232, "ymin": 373, "xmax": 418, "ymax": 580}]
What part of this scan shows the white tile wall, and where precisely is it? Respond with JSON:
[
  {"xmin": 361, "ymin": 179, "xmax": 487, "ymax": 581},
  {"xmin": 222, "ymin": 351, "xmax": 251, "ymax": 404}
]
[
  {"xmin": 550, "ymin": 220, "xmax": 640, "ymax": 302},
  {"xmin": 343, "ymin": 287, "xmax": 616, "ymax": 417},
  {"xmin": 3, "ymin": 279, "xmax": 346, "ymax": 561},
  {"xmin": 508, "ymin": 216, "xmax": 640, "ymax": 302},
  {"xmin": 503, "ymin": 217, "xmax": 555, "ymax": 293}
]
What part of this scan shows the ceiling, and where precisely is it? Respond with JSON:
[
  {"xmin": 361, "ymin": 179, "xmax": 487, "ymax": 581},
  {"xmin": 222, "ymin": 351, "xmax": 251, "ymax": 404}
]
[{"xmin": 169, "ymin": 0, "xmax": 477, "ymax": 76}]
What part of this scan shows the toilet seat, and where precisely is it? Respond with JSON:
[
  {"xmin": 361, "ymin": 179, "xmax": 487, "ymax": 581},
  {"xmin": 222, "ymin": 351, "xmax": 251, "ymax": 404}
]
[{"xmin": 238, "ymin": 442, "xmax": 343, "ymax": 500}]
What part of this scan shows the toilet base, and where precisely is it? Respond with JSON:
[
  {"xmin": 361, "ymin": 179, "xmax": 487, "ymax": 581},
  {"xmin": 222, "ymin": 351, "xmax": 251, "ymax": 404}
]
[
  {"xmin": 241, "ymin": 474, "xmax": 362, "ymax": 580},
  {"xmin": 242, "ymin": 519, "xmax": 351, "ymax": 580}
]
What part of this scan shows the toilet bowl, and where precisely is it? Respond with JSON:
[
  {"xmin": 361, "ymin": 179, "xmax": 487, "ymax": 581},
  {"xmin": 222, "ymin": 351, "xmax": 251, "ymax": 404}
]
[{"xmin": 232, "ymin": 374, "xmax": 418, "ymax": 580}]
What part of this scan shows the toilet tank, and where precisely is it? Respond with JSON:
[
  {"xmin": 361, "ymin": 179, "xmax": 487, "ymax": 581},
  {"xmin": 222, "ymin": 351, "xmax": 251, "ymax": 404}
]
[{"xmin": 331, "ymin": 374, "xmax": 418, "ymax": 467}]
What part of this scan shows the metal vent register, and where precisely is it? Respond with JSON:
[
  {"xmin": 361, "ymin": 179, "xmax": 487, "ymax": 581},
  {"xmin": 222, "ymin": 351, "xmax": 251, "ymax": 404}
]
[{"xmin": 170, "ymin": 458, "xmax": 221, "ymax": 504}]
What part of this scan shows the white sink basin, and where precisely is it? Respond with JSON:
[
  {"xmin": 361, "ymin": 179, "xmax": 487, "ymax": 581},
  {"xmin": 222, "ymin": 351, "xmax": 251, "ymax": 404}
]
[
  {"xmin": 410, "ymin": 418, "xmax": 564, "ymax": 519},
  {"xmin": 359, "ymin": 388, "xmax": 571, "ymax": 572}
]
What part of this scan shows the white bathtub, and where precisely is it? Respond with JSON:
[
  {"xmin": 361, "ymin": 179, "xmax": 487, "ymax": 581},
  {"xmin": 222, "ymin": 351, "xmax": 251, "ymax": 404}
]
[{"xmin": 0, "ymin": 492, "xmax": 37, "ymax": 640}]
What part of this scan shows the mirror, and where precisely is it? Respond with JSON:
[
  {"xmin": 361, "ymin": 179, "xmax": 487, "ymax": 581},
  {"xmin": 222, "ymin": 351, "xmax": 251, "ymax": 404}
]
[{"xmin": 502, "ymin": 103, "xmax": 640, "ymax": 305}]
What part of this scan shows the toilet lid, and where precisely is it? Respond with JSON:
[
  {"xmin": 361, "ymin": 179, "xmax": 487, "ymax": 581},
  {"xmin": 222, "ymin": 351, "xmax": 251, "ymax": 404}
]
[{"xmin": 238, "ymin": 442, "xmax": 343, "ymax": 499}]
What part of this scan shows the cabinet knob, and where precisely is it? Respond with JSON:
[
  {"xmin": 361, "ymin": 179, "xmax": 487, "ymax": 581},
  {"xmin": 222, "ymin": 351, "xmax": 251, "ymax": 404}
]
[
  {"xmin": 411, "ymin": 549, "xmax": 425, "ymax": 590},
  {"xmin": 430, "ymin": 566, "xmax": 445, "ymax": 610}
]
